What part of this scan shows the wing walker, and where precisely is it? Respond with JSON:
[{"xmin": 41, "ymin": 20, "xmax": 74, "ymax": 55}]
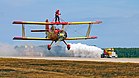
[{"xmin": 13, "ymin": 11, "xmax": 102, "ymax": 50}]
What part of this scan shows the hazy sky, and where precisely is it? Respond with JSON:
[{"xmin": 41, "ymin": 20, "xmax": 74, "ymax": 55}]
[{"xmin": 0, "ymin": 0, "xmax": 139, "ymax": 48}]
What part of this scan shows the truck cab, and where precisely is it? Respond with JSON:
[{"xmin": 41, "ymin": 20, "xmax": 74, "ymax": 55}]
[{"xmin": 101, "ymin": 48, "xmax": 118, "ymax": 58}]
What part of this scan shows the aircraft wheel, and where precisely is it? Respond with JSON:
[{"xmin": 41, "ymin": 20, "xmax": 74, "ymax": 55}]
[
  {"xmin": 67, "ymin": 44, "xmax": 71, "ymax": 50},
  {"xmin": 47, "ymin": 44, "xmax": 51, "ymax": 50}
]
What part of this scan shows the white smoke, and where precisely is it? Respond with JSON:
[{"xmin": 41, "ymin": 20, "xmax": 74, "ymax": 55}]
[
  {"xmin": 49, "ymin": 43, "xmax": 103, "ymax": 58},
  {"xmin": 66, "ymin": 43, "xmax": 103, "ymax": 58},
  {"xmin": 0, "ymin": 42, "xmax": 18, "ymax": 56},
  {"xmin": 0, "ymin": 42, "xmax": 103, "ymax": 58}
]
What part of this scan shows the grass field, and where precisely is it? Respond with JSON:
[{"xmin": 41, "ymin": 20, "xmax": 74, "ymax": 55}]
[{"xmin": 0, "ymin": 58, "xmax": 139, "ymax": 78}]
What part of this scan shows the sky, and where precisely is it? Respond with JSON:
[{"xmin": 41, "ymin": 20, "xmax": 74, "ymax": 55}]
[{"xmin": 0, "ymin": 0, "xmax": 139, "ymax": 48}]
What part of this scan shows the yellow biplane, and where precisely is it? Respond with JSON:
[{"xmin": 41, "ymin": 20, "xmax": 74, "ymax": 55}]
[{"xmin": 13, "ymin": 18, "xmax": 102, "ymax": 50}]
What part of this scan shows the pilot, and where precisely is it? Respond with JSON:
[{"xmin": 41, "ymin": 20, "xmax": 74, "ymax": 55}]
[
  {"xmin": 51, "ymin": 25, "xmax": 56, "ymax": 31},
  {"xmin": 55, "ymin": 9, "xmax": 61, "ymax": 22}
]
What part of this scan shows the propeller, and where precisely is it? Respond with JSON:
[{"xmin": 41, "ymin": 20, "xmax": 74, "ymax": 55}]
[{"xmin": 56, "ymin": 30, "xmax": 67, "ymax": 45}]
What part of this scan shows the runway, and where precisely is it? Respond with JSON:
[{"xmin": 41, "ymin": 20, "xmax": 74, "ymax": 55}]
[{"xmin": 1, "ymin": 56, "xmax": 139, "ymax": 63}]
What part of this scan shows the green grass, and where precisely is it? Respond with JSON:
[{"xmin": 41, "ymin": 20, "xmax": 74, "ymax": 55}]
[{"xmin": 0, "ymin": 58, "xmax": 139, "ymax": 78}]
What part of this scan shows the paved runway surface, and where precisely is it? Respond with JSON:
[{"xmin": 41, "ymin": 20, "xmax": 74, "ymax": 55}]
[{"xmin": 1, "ymin": 56, "xmax": 139, "ymax": 63}]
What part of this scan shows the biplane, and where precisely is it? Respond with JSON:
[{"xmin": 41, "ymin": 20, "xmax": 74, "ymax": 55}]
[{"xmin": 13, "ymin": 18, "xmax": 102, "ymax": 50}]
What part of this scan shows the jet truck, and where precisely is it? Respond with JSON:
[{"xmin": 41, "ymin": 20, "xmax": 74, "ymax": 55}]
[{"xmin": 101, "ymin": 48, "xmax": 118, "ymax": 58}]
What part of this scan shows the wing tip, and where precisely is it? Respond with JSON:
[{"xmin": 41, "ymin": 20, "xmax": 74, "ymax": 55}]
[
  {"xmin": 96, "ymin": 20, "xmax": 102, "ymax": 24},
  {"xmin": 12, "ymin": 21, "xmax": 23, "ymax": 24},
  {"xmin": 90, "ymin": 36, "xmax": 97, "ymax": 39}
]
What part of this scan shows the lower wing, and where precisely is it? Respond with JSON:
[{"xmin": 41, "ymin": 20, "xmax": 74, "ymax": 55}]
[
  {"xmin": 13, "ymin": 36, "xmax": 97, "ymax": 41},
  {"xmin": 65, "ymin": 36, "xmax": 97, "ymax": 40},
  {"xmin": 13, "ymin": 37, "xmax": 51, "ymax": 40}
]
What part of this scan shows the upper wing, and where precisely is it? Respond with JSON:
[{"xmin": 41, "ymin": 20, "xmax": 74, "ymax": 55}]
[
  {"xmin": 13, "ymin": 37, "xmax": 51, "ymax": 40},
  {"xmin": 13, "ymin": 21, "xmax": 102, "ymax": 25},
  {"xmin": 13, "ymin": 21, "xmax": 68, "ymax": 25},
  {"xmin": 65, "ymin": 36, "xmax": 97, "ymax": 40},
  {"xmin": 68, "ymin": 21, "xmax": 102, "ymax": 25}
]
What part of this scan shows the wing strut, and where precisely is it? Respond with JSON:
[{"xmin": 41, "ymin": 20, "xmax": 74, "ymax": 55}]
[
  {"xmin": 22, "ymin": 24, "xmax": 25, "ymax": 37},
  {"xmin": 62, "ymin": 25, "xmax": 65, "ymax": 30},
  {"xmin": 86, "ymin": 24, "xmax": 92, "ymax": 37}
]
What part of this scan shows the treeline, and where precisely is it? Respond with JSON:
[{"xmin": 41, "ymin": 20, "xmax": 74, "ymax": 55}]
[{"xmin": 114, "ymin": 48, "xmax": 139, "ymax": 58}]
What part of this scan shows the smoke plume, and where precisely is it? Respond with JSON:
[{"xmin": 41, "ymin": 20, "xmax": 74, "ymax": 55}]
[
  {"xmin": 0, "ymin": 42, "xmax": 18, "ymax": 56},
  {"xmin": 67, "ymin": 43, "xmax": 103, "ymax": 58},
  {"xmin": 49, "ymin": 43, "xmax": 103, "ymax": 58},
  {"xmin": 0, "ymin": 42, "xmax": 103, "ymax": 58}
]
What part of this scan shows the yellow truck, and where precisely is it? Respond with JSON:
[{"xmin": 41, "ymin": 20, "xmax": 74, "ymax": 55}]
[{"xmin": 101, "ymin": 48, "xmax": 118, "ymax": 58}]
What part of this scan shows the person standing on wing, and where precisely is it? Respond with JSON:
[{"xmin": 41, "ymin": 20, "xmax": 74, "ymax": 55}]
[{"xmin": 55, "ymin": 9, "xmax": 61, "ymax": 22}]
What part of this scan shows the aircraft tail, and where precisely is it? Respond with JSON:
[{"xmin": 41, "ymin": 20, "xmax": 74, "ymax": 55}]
[
  {"xmin": 31, "ymin": 30, "xmax": 46, "ymax": 32},
  {"xmin": 31, "ymin": 19, "xmax": 50, "ymax": 33},
  {"xmin": 45, "ymin": 19, "xmax": 49, "ymax": 32}
]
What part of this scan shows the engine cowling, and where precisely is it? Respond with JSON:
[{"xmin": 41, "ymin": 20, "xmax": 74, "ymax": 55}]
[{"xmin": 58, "ymin": 30, "xmax": 67, "ymax": 41}]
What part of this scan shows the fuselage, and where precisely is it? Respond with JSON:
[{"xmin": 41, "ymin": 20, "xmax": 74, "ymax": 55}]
[{"xmin": 47, "ymin": 27, "xmax": 67, "ymax": 42}]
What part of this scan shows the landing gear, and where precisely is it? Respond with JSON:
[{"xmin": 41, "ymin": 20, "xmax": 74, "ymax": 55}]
[
  {"xmin": 47, "ymin": 44, "xmax": 51, "ymax": 50},
  {"xmin": 47, "ymin": 41, "xmax": 54, "ymax": 50},
  {"xmin": 63, "ymin": 40, "xmax": 71, "ymax": 50},
  {"xmin": 47, "ymin": 40, "xmax": 70, "ymax": 50},
  {"xmin": 67, "ymin": 44, "xmax": 71, "ymax": 50}
]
